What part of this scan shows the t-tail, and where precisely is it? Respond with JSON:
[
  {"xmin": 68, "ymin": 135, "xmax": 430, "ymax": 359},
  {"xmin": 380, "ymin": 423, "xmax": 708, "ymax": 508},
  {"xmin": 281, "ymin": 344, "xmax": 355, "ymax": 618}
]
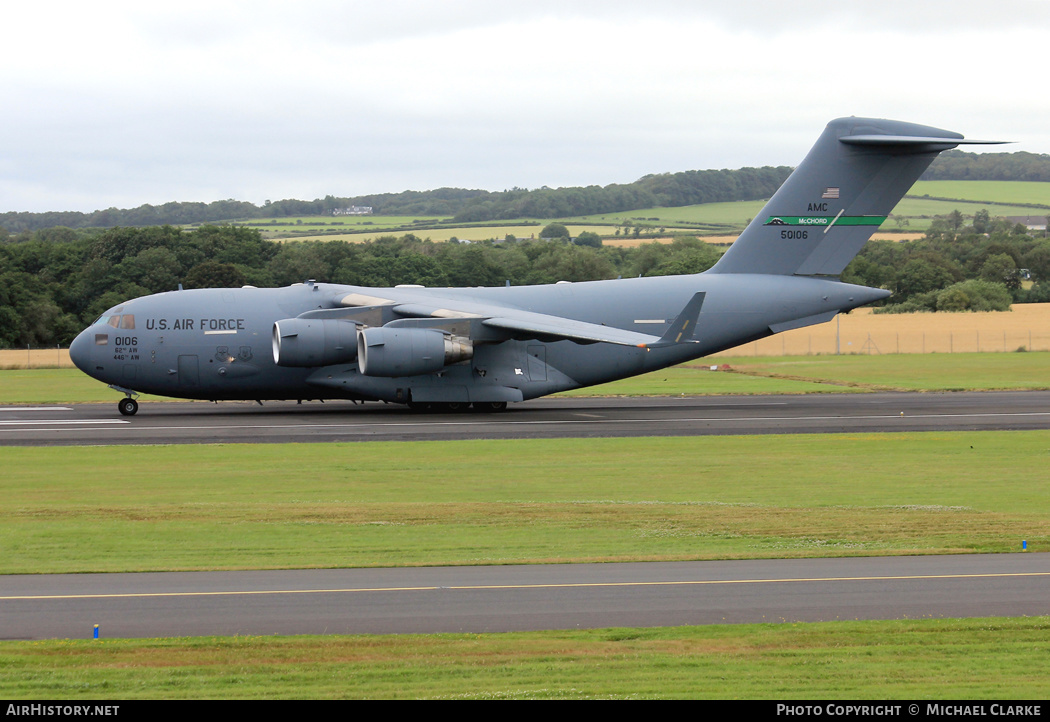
[{"xmin": 709, "ymin": 117, "xmax": 1005, "ymax": 277}]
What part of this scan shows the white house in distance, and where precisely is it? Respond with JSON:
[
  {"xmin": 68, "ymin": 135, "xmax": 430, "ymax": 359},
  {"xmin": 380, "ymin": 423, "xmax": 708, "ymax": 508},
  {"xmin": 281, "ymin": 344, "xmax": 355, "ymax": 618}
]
[{"xmin": 1006, "ymin": 215, "xmax": 1048, "ymax": 232}]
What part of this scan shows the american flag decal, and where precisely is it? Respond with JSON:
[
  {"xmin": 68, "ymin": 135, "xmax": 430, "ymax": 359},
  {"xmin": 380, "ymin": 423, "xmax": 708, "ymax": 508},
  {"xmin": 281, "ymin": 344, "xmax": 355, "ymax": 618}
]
[{"xmin": 822, "ymin": 187, "xmax": 840, "ymax": 199}]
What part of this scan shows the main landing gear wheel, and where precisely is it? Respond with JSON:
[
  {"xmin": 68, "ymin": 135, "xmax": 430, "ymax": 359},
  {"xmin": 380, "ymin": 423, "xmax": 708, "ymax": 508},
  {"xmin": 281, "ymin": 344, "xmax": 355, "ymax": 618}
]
[
  {"xmin": 471, "ymin": 401, "xmax": 507, "ymax": 413},
  {"xmin": 118, "ymin": 397, "xmax": 139, "ymax": 416}
]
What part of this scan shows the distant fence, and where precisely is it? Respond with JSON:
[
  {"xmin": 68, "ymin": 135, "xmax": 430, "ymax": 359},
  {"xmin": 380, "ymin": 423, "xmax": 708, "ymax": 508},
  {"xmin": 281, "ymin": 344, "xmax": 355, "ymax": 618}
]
[
  {"xmin": 0, "ymin": 347, "xmax": 72, "ymax": 369},
  {"xmin": 711, "ymin": 303, "xmax": 1050, "ymax": 357}
]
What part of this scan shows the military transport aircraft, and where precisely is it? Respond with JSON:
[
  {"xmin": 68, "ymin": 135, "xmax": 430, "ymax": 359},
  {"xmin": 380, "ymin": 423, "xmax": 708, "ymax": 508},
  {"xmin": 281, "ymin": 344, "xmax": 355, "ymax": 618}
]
[{"xmin": 69, "ymin": 117, "xmax": 1002, "ymax": 415}]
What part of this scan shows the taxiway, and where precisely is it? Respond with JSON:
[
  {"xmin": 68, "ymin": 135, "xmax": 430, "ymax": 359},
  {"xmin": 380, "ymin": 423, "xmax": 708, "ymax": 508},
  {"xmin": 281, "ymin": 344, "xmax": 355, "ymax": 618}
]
[{"xmin": 2, "ymin": 554, "xmax": 1047, "ymax": 639}]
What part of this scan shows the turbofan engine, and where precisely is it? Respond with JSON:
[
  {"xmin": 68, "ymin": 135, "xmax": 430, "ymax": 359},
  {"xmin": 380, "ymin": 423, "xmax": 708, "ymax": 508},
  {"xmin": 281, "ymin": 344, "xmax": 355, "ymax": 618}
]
[
  {"xmin": 272, "ymin": 318, "xmax": 359, "ymax": 367},
  {"xmin": 357, "ymin": 326, "xmax": 473, "ymax": 377}
]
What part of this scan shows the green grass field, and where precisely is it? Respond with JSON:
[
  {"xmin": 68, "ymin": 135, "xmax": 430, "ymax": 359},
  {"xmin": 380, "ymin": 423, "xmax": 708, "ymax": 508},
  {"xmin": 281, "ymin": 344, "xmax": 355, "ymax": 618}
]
[
  {"xmin": 910, "ymin": 180, "xmax": 1050, "ymax": 206},
  {"xmin": 0, "ymin": 368, "xmax": 171, "ymax": 404},
  {"xmin": 3, "ymin": 431, "xmax": 1047, "ymax": 574},
  {"xmin": 2, "ymin": 618, "xmax": 1047, "ymax": 699},
  {"xmin": 565, "ymin": 200, "xmax": 768, "ymax": 227},
  {"xmin": 3, "ymin": 352, "xmax": 1047, "ymax": 405},
  {"xmin": 709, "ymin": 352, "xmax": 1050, "ymax": 392},
  {"xmin": 556, "ymin": 362, "xmax": 863, "ymax": 396},
  {"xmin": 559, "ymin": 351, "xmax": 1050, "ymax": 396}
]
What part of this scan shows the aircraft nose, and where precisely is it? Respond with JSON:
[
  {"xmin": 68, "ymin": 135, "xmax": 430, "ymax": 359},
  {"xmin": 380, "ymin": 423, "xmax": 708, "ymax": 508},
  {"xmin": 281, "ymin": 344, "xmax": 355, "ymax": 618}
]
[{"xmin": 69, "ymin": 327, "xmax": 95, "ymax": 375}]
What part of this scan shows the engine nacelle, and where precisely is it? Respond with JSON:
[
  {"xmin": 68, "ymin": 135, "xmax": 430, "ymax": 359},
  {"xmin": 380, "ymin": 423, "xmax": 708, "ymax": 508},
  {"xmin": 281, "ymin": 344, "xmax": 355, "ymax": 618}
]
[
  {"xmin": 357, "ymin": 326, "xmax": 473, "ymax": 377},
  {"xmin": 272, "ymin": 318, "xmax": 359, "ymax": 367}
]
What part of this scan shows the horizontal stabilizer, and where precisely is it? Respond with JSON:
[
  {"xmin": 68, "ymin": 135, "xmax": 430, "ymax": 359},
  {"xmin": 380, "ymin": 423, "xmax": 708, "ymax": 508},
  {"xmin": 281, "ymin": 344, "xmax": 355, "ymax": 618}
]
[{"xmin": 840, "ymin": 135, "xmax": 1007, "ymax": 148}]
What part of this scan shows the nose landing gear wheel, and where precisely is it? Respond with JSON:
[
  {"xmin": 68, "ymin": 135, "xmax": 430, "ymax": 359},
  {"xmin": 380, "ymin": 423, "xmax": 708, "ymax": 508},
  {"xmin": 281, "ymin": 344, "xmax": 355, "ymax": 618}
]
[{"xmin": 118, "ymin": 397, "xmax": 139, "ymax": 416}]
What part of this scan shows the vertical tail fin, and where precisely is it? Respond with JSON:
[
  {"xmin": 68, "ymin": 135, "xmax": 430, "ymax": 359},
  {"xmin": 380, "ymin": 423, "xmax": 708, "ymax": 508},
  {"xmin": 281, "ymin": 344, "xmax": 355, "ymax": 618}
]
[{"xmin": 708, "ymin": 117, "xmax": 1005, "ymax": 276}]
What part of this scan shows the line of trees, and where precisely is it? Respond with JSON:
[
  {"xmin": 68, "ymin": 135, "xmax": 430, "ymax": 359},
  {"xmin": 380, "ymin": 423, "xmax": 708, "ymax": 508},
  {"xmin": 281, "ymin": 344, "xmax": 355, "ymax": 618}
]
[
  {"xmin": 0, "ymin": 225, "xmax": 724, "ymax": 348},
  {"xmin": 448, "ymin": 166, "xmax": 793, "ymax": 222},
  {"xmin": 921, "ymin": 150, "xmax": 1050, "ymax": 182},
  {"xmin": 845, "ymin": 213, "xmax": 1050, "ymax": 313}
]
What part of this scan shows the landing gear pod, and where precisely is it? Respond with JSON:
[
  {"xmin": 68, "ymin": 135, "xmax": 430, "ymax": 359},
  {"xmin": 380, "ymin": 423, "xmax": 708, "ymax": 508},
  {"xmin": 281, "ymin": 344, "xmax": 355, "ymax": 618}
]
[
  {"xmin": 357, "ymin": 326, "xmax": 473, "ymax": 377},
  {"xmin": 272, "ymin": 318, "xmax": 359, "ymax": 367}
]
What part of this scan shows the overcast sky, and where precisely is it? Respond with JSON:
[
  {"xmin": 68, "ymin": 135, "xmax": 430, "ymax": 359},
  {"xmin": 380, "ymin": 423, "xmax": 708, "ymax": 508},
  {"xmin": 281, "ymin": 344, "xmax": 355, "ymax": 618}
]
[{"xmin": 3, "ymin": 1, "xmax": 1048, "ymax": 213}]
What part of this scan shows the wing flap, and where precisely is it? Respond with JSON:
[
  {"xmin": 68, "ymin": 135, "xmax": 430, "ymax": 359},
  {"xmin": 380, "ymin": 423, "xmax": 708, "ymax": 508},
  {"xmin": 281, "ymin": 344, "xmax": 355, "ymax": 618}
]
[{"xmin": 482, "ymin": 314, "xmax": 660, "ymax": 347}]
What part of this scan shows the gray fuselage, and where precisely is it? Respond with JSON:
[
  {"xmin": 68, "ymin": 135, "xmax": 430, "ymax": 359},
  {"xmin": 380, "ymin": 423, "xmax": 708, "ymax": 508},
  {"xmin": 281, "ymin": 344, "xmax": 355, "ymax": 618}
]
[{"xmin": 69, "ymin": 272, "xmax": 885, "ymax": 405}]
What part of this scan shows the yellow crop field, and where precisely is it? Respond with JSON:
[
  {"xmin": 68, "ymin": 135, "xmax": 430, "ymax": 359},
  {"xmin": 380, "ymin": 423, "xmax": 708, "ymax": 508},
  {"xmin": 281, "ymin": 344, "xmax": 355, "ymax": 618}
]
[
  {"xmin": 603, "ymin": 232, "xmax": 923, "ymax": 248},
  {"xmin": 603, "ymin": 235, "xmax": 735, "ymax": 248},
  {"xmin": 281, "ymin": 225, "xmax": 550, "ymax": 244},
  {"xmin": 712, "ymin": 302, "xmax": 1050, "ymax": 357},
  {"xmin": 0, "ymin": 347, "xmax": 72, "ymax": 369}
]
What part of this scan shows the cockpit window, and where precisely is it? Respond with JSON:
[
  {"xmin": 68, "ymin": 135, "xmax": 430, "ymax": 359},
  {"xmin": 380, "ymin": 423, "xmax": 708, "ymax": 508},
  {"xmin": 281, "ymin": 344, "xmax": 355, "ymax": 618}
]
[
  {"xmin": 97, "ymin": 307, "xmax": 124, "ymax": 327},
  {"xmin": 100, "ymin": 313, "xmax": 135, "ymax": 329}
]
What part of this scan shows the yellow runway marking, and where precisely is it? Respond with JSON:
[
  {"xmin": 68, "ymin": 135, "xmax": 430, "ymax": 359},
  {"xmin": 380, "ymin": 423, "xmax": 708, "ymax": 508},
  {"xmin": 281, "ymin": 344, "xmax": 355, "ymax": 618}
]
[{"xmin": 4, "ymin": 571, "xmax": 1048, "ymax": 602}]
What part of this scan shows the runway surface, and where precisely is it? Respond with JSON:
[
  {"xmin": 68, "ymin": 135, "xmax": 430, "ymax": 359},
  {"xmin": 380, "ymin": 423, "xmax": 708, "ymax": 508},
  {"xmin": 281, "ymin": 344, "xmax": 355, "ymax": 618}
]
[
  {"xmin": 2, "ymin": 390, "xmax": 1050, "ymax": 446},
  {"xmin": 2, "ymin": 554, "xmax": 1047, "ymax": 639}
]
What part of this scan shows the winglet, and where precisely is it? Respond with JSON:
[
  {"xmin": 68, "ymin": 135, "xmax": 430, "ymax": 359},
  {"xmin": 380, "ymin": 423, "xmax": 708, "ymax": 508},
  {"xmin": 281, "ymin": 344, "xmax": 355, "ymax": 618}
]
[{"xmin": 648, "ymin": 292, "xmax": 705, "ymax": 348}]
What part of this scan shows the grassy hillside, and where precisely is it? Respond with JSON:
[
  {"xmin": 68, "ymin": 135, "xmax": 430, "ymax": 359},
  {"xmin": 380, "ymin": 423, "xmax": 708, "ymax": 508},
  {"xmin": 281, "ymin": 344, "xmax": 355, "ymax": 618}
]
[
  {"xmin": 909, "ymin": 180, "xmax": 1050, "ymax": 206},
  {"xmin": 231, "ymin": 181, "xmax": 1050, "ymax": 242}
]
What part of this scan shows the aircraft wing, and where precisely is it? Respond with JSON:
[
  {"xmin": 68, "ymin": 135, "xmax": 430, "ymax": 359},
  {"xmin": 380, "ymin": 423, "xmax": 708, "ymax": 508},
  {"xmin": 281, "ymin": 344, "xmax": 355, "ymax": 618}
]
[{"xmin": 339, "ymin": 291, "xmax": 705, "ymax": 348}]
